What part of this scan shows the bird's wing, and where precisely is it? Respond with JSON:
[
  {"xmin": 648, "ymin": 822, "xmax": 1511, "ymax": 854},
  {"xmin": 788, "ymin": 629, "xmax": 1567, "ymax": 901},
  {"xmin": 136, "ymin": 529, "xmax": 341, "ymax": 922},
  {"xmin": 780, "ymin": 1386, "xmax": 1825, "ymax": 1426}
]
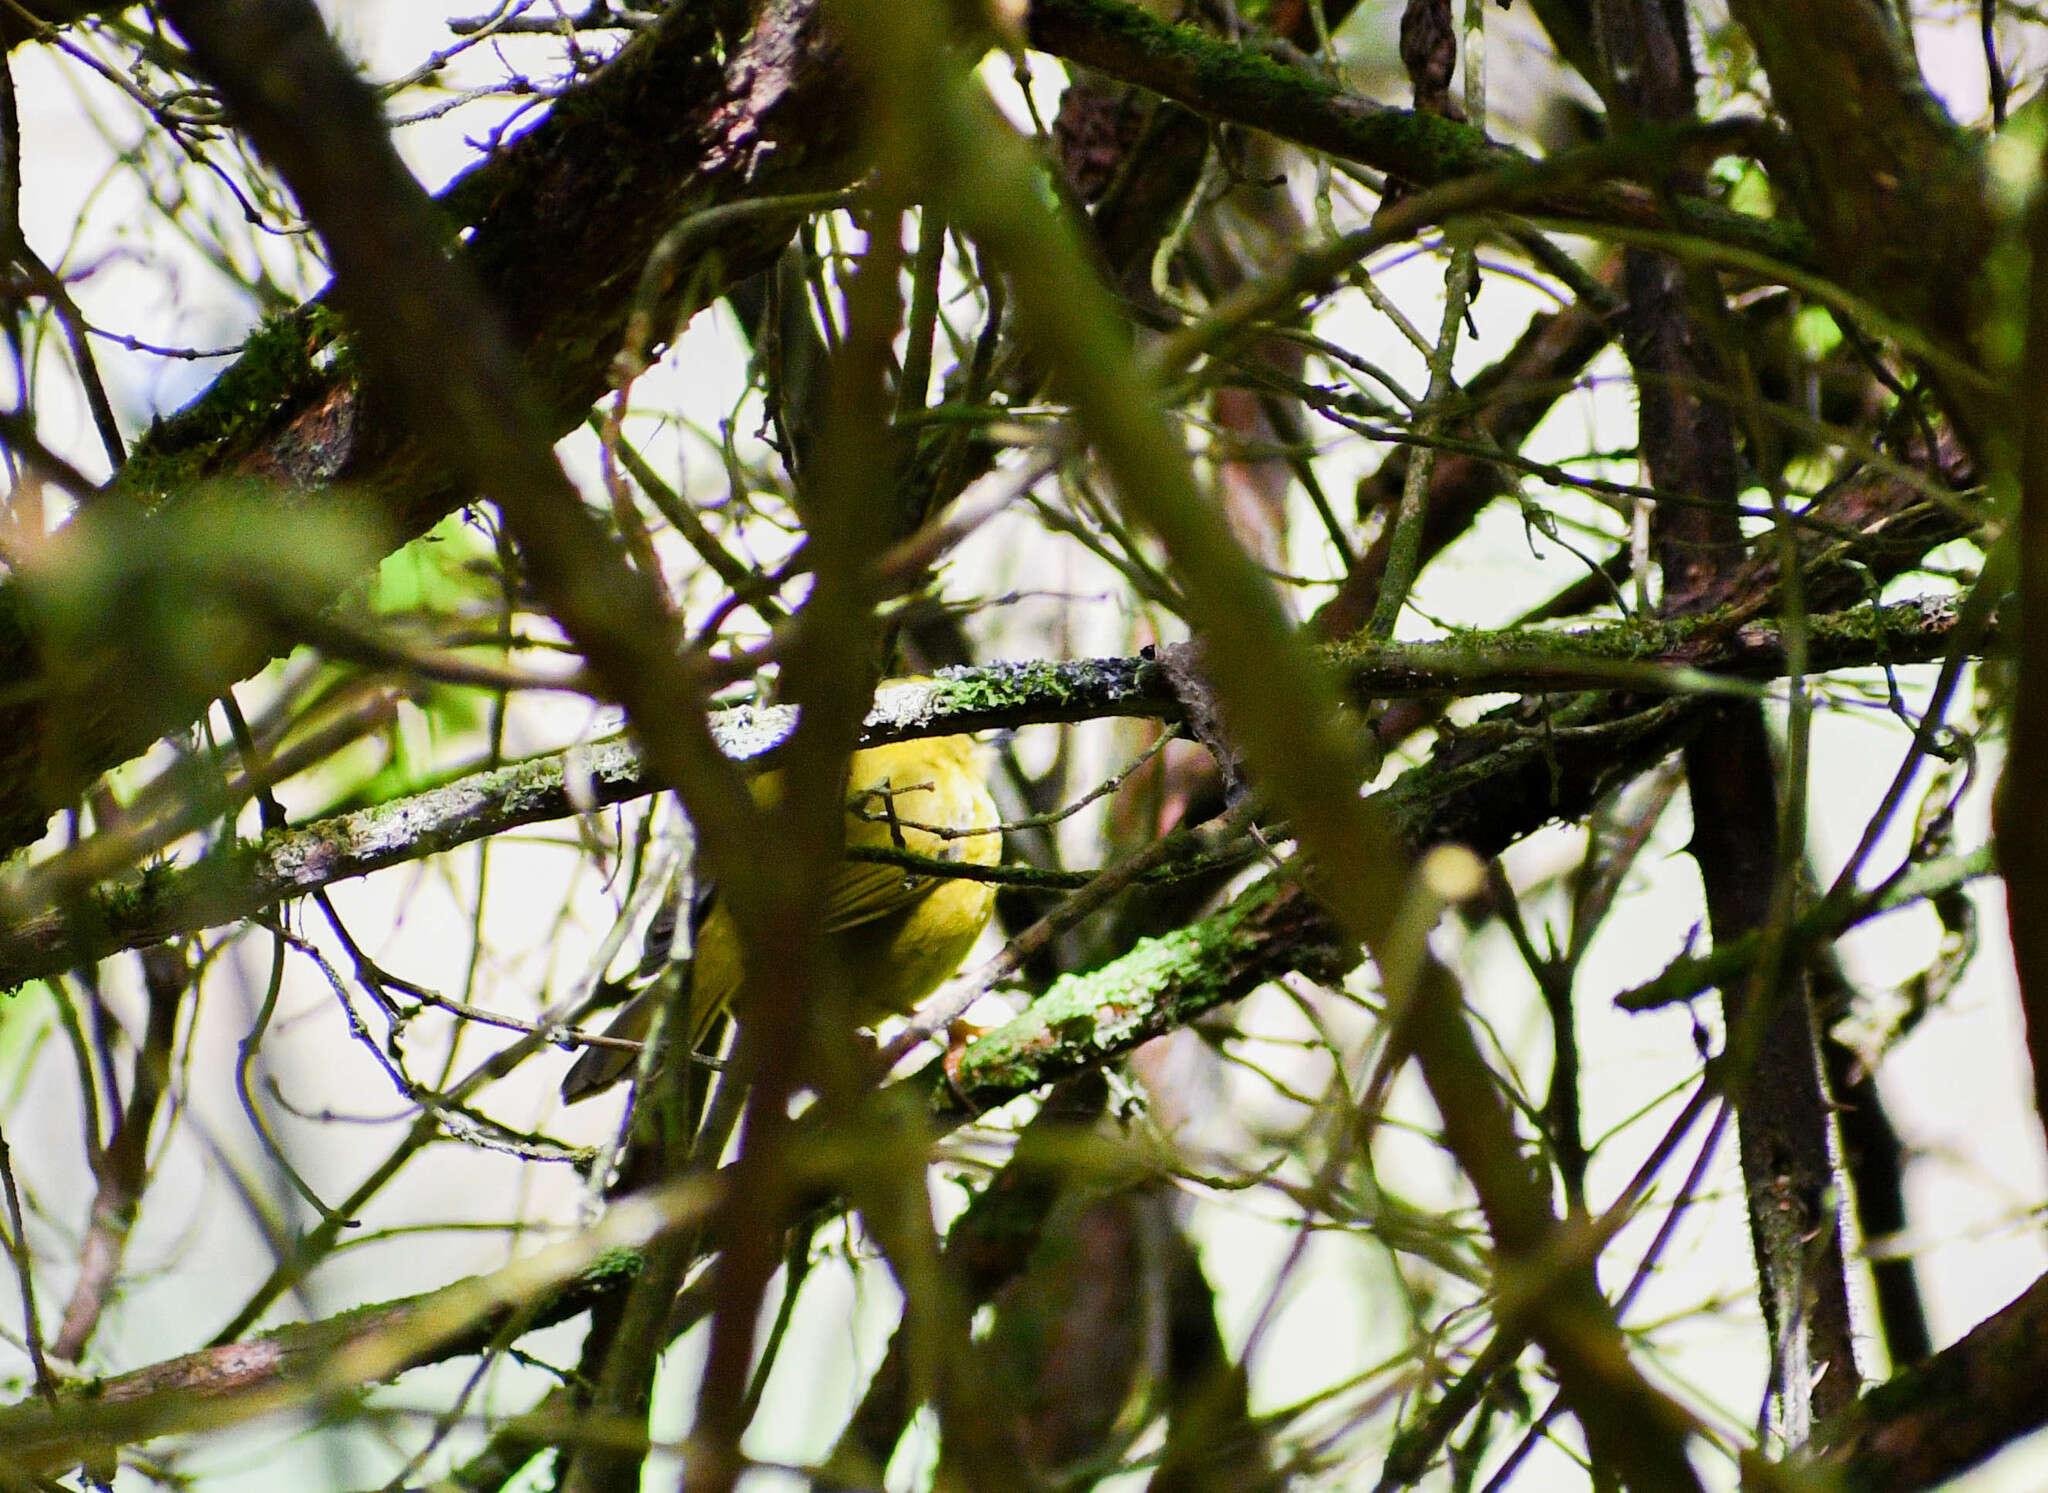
[
  {"xmin": 827, "ymin": 744, "xmax": 992, "ymax": 932},
  {"xmin": 820, "ymin": 858, "xmax": 937, "ymax": 934}
]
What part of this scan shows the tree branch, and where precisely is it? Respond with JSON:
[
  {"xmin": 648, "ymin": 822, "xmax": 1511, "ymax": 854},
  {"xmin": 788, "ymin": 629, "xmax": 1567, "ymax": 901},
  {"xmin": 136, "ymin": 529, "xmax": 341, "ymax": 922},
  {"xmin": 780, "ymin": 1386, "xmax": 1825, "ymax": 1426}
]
[
  {"xmin": 0, "ymin": 0, "xmax": 863, "ymax": 857},
  {"xmin": 0, "ymin": 597, "xmax": 1983, "ymax": 990},
  {"xmin": 1717, "ymin": 0, "xmax": 1991, "ymax": 416},
  {"xmin": 1023, "ymin": 0, "xmax": 1808, "ymax": 265},
  {"xmin": 1822, "ymin": 1269, "xmax": 2048, "ymax": 1490}
]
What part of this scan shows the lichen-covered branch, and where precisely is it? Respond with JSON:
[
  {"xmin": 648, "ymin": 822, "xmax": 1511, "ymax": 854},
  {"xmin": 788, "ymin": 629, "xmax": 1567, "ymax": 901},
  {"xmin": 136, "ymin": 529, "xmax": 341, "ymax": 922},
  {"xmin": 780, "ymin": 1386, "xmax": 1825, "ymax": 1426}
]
[
  {"xmin": 0, "ymin": 599, "xmax": 1979, "ymax": 991},
  {"xmin": 0, "ymin": 1178, "xmax": 706, "ymax": 1476}
]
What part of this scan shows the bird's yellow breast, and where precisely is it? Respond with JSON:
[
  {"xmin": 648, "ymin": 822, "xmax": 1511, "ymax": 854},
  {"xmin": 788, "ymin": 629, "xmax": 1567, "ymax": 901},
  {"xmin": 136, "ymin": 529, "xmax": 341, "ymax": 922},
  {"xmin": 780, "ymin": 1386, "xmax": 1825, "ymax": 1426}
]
[
  {"xmin": 688, "ymin": 734, "xmax": 1000, "ymax": 1038},
  {"xmin": 561, "ymin": 735, "xmax": 1002, "ymax": 1102}
]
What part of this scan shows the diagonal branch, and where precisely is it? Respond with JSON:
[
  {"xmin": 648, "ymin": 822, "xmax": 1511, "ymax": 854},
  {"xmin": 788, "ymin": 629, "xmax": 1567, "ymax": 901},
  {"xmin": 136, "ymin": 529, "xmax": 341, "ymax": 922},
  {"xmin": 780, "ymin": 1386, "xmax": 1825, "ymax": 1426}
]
[
  {"xmin": 1023, "ymin": 0, "xmax": 1807, "ymax": 265},
  {"xmin": 0, "ymin": 0, "xmax": 864, "ymax": 857},
  {"xmin": 1820, "ymin": 1268, "xmax": 2048, "ymax": 1489}
]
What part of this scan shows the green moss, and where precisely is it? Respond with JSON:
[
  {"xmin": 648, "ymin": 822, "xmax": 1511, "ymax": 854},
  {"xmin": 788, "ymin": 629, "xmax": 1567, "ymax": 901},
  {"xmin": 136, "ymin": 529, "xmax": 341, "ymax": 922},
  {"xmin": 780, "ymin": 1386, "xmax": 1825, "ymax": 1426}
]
[
  {"xmin": 967, "ymin": 660, "xmax": 1084, "ymax": 710},
  {"xmin": 946, "ymin": 878, "xmax": 1281, "ymax": 1098},
  {"xmin": 91, "ymin": 859, "xmax": 180, "ymax": 926},
  {"xmin": 1040, "ymin": 0, "xmax": 1503, "ymax": 186},
  {"xmin": 578, "ymin": 1246, "xmax": 648, "ymax": 1286},
  {"xmin": 119, "ymin": 305, "xmax": 351, "ymax": 507},
  {"xmin": 1325, "ymin": 613, "xmax": 1708, "ymax": 684}
]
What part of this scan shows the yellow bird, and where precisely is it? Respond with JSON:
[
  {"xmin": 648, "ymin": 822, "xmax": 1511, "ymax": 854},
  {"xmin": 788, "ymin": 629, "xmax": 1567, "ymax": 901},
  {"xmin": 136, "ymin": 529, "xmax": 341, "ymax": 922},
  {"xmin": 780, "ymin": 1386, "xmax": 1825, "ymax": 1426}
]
[{"xmin": 561, "ymin": 735, "xmax": 1001, "ymax": 1103}]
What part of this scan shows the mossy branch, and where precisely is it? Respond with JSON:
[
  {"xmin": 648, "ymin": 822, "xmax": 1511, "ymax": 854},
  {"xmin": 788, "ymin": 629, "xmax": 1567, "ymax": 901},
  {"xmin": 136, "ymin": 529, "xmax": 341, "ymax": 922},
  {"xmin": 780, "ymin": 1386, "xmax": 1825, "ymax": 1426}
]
[
  {"xmin": 1024, "ymin": 0, "xmax": 1810, "ymax": 267},
  {"xmin": 0, "ymin": 596, "xmax": 1983, "ymax": 989}
]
